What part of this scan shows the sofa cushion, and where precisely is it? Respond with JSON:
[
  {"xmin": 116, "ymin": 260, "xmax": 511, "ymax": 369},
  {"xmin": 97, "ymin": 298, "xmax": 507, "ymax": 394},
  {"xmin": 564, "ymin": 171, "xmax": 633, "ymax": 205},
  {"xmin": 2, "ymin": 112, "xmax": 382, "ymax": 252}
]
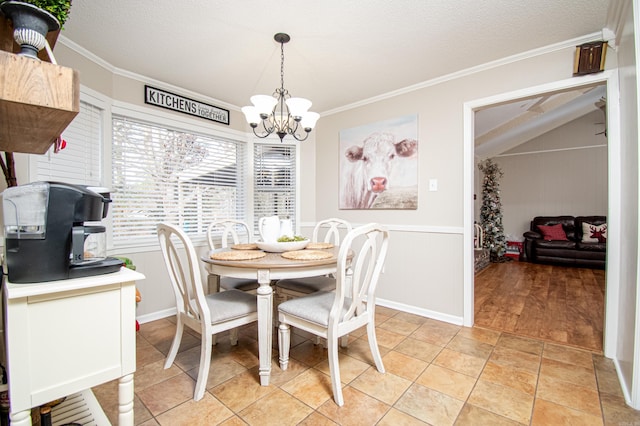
[
  {"xmin": 534, "ymin": 239, "xmax": 577, "ymax": 250},
  {"xmin": 575, "ymin": 216, "xmax": 606, "ymax": 241},
  {"xmin": 537, "ymin": 224, "xmax": 569, "ymax": 241},
  {"xmin": 531, "ymin": 216, "xmax": 575, "ymax": 240},
  {"xmin": 576, "ymin": 241, "xmax": 607, "ymax": 252},
  {"xmin": 581, "ymin": 222, "xmax": 607, "ymax": 243}
]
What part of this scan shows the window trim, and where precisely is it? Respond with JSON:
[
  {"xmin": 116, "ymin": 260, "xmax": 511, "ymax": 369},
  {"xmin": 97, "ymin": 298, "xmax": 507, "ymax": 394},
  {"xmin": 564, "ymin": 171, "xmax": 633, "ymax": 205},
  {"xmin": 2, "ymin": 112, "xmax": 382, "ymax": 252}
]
[
  {"xmin": 27, "ymin": 85, "xmax": 111, "ymax": 184},
  {"xmin": 26, "ymin": 86, "xmax": 301, "ymax": 254}
]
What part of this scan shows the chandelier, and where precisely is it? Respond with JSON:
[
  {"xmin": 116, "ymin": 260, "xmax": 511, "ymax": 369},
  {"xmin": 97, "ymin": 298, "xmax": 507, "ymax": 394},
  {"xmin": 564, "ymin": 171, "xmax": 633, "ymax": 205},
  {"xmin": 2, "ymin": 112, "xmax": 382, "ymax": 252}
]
[{"xmin": 242, "ymin": 33, "xmax": 319, "ymax": 142}]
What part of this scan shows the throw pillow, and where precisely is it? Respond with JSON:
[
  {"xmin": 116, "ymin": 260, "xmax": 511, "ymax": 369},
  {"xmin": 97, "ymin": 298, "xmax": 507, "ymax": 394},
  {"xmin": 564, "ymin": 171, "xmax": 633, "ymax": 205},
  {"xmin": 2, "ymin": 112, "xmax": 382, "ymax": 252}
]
[
  {"xmin": 537, "ymin": 224, "xmax": 569, "ymax": 241},
  {"xmin": 582, "ymin": 222, "xmax": 607, "ymax": 243}
]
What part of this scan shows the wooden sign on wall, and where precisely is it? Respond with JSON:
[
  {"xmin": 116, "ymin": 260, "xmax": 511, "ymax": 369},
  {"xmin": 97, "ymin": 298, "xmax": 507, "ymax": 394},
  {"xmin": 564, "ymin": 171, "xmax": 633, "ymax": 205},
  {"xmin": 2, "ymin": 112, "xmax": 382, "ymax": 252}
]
[
  {"xmin": 144, "ymin": 85, "xmax": 229, "ymax": 125},
  {"xmin": 573, "ymin": 41, "xmax": 607, "ymax": 76}
]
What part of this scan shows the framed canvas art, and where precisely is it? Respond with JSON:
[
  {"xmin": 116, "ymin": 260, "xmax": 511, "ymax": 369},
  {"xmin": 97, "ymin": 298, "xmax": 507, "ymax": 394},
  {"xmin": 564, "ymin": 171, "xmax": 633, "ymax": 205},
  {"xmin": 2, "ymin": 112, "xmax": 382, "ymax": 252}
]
[{"xmin": 339, "ymin": 114, "xmax": 418, "ymax": 209}]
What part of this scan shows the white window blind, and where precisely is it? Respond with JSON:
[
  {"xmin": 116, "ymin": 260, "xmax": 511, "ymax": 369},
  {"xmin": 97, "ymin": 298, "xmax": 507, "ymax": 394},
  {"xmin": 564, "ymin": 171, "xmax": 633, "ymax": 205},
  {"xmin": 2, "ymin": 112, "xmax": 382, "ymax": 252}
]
[
  {"xmin": 253, "ymin": 144, "xmax": 296, "ymax": 231},
  {"xmin": 111, "ymin": 115, "xmax": 246, "ymax": 247},
  {"xmin": 36, "ymin": 100, "xmax": 103, "ymax": 186}
]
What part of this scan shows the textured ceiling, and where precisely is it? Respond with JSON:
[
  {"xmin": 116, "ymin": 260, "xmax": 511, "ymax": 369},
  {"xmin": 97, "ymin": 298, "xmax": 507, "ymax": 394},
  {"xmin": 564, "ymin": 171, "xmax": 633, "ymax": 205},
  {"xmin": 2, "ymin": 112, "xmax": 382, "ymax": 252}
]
[{"xmin": 59, "ymin": 0, "xmax": 611, "ymax": 115}]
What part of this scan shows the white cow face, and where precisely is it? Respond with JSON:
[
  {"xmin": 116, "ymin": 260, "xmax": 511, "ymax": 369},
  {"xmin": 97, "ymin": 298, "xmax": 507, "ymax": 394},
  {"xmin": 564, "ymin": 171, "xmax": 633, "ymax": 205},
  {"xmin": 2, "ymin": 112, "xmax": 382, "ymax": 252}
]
[{"xmin": 345, "ymin": 132, "xmax": 417, "ymax": 194}]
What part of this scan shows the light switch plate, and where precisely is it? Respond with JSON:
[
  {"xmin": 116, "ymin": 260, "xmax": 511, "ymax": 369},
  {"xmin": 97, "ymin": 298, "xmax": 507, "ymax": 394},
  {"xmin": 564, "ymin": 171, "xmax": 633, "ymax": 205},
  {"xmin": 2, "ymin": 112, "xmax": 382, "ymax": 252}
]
[{"xmin": 429, "ymin": 179, "xmax": 438, "ymax": 191}]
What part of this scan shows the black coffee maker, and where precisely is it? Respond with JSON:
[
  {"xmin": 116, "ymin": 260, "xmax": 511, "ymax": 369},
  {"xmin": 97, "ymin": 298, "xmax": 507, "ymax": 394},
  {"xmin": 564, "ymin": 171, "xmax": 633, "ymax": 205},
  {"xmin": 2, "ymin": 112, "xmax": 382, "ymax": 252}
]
[{"xmin": 2, "ymin": 181, "xmax": 123, "ymax": 283}]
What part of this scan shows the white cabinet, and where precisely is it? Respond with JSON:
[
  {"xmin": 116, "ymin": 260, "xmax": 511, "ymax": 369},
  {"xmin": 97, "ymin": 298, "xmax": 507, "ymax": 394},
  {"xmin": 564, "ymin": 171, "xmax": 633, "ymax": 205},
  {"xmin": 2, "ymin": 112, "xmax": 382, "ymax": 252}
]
[{"xmin": 3, "ymin": 267, "xmax": 145, "ymax": 426}]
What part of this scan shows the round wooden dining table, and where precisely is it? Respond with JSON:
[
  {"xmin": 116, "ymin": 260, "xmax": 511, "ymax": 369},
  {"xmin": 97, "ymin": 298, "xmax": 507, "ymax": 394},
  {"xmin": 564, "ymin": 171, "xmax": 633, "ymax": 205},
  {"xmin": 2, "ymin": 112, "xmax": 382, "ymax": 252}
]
[{"xmin": 201, "ymin": 246, "xmax": 341, "ymax": 386}]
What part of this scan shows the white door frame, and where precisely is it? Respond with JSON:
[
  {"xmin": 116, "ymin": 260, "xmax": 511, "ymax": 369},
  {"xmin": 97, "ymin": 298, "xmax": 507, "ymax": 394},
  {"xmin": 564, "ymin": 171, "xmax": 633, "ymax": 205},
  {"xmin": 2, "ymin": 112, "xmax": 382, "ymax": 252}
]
[{"xmin": 462, "ymin": 70, "xmax": 621, "ymax": 358}]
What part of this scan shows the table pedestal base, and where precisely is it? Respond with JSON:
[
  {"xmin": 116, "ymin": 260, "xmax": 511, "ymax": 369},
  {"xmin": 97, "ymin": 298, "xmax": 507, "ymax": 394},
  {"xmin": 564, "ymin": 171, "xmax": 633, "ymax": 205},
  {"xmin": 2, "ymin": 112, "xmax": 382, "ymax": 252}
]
[{"xmin": 257, "ymin": 269, "xmax": 273, "ymax": 386}]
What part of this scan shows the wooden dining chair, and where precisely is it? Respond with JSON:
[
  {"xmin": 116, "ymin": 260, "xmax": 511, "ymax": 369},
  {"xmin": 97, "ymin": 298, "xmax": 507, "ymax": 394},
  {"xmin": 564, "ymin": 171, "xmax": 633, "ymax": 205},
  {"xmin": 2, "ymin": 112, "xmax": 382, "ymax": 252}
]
[
  {"xmin": 274, "ymin": 218, "xmax": 352, "ymax": 304},
  {"xmin": 277, "ymin": 223, "xmax": 389, "ymax": 406},
  {"xmin": 206, "ymin": 219, "xmax": 260, "ymax": 293},
  {"xmin": 157, "ymin": 222, "xmax": 258, "ymax": 401}
]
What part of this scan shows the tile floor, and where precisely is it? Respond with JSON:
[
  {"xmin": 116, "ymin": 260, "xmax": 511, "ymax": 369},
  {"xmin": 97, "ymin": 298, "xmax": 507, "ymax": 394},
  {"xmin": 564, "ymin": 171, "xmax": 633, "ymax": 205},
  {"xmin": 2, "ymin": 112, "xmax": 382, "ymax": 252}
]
[{"xmin": 93, "ymin": 306, "xmax": 640, "ymax": 425}]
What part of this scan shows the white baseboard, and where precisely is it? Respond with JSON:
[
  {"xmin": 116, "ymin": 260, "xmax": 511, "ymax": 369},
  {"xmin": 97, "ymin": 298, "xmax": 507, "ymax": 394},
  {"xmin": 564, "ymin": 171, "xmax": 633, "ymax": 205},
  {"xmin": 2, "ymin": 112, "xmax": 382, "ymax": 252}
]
[
  {"xmin": 137, "ymin": 307, "xmax": 176, "ymax": 324},
  {"xmin": 375, "ymin": 297, "xmax": 464, "ymax": 326},
  {"xmin": 612, "ymin": 357, "xmax": 636, "ymax": 408},
  {"xmin": 138, "ymin": 300, "xmax": 464, "ymax": 328}
]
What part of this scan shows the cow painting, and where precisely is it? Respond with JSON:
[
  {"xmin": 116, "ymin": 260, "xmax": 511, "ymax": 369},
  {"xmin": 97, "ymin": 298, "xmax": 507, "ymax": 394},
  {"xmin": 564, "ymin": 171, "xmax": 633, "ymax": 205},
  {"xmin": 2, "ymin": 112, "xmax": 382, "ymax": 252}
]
[{"xmin": 340, "ymin": 132, "xmax": 418, "ymax": 209}]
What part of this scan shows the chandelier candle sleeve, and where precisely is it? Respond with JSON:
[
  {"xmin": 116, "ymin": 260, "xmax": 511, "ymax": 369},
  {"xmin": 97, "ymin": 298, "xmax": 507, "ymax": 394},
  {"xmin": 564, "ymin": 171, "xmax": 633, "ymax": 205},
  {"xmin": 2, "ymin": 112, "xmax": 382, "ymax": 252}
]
[
  {"xmin": 286, "ymin": 98, "xmax": 312, "ymax": 118},
  {"xmin": 250, "ymin": 95, "xmax": 278, "ymax": 117},
  {"xmin": 242, "ymin": 33, "xmax": 319, "ymax": 142}
]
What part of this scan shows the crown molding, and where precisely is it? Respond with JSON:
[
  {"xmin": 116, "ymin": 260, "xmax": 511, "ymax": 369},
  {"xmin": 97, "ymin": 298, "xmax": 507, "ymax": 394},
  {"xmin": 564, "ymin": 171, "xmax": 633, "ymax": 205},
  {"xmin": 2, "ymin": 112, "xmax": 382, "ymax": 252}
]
[
  {"xmin": 58, "ymin": 35, "xmax": 240, "ymax": 112},
  {"xmin": 60, "ymin": 30, "xmax": 606, "ymax": 118},
  {"xmin": 322, "ymin": 32, "xmax": 605, "ymax": 116},
  {"xmin": 603, "ymin": 0, "xmax": 632, "ymax": 50}
]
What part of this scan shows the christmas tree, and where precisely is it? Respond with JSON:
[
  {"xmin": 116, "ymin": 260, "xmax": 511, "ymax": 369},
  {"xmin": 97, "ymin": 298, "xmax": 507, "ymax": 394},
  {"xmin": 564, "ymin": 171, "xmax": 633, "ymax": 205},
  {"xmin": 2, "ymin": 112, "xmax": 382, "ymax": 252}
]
[{"xmin": 478, "ymin": 159, "xmax": 507, "ymax": 261}]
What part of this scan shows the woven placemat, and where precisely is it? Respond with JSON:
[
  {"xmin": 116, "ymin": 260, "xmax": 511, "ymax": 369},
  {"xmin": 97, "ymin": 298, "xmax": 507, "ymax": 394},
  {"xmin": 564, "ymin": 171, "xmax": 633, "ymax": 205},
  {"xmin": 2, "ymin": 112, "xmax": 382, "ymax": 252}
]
[
  {"xmin": 230, "ymin": 243, "xmax": 259, "ymax": 250},
  {"xmin": 281, "ymin": 250, "xmax": 334, "ymax": 261},
  {"xmin": 306, "ymin": 242, "xmax": 334, "ymax": 250},
  {"xmin": 210, "ymin": 250, "xmax": 267, "ymax": 261}
]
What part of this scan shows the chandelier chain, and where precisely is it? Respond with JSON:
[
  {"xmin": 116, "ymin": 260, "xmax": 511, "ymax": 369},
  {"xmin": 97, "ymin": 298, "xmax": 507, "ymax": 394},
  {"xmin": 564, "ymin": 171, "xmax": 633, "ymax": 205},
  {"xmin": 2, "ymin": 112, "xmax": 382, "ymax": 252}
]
[{"xmin": 280, "ymin": 40, "xmax": 285, "ymax": 92}]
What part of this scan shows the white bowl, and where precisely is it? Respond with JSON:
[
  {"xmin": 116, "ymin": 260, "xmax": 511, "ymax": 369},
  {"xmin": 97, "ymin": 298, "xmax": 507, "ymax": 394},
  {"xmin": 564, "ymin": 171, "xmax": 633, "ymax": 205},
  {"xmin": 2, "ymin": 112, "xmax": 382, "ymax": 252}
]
[{"xmin": 256, "ymin": 239, "xmax": 309, "ymax": 253}]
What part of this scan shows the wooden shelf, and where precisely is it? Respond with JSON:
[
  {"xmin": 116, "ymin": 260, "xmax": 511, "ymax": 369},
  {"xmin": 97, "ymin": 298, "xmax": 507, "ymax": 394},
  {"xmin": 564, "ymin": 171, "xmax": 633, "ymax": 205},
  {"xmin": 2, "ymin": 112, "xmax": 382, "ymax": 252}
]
[
  {"xmin": 0, "ymin": 49, "xmax": 79, "ymax": 154},
  {"xmin": 51, "ymin": 390, "xmax": 111, "ymax": 426},
  {"xmin": 0, "ymin": 14, "xmax": 79, "ymax": 155}
]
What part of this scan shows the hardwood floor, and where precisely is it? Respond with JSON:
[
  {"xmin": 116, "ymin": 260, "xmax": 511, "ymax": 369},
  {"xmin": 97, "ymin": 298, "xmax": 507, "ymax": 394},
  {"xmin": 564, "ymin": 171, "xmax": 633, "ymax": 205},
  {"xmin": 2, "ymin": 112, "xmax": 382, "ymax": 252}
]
[{"xmin": 474, "ymin": 260, "xmax": 605, "ymax": 352}]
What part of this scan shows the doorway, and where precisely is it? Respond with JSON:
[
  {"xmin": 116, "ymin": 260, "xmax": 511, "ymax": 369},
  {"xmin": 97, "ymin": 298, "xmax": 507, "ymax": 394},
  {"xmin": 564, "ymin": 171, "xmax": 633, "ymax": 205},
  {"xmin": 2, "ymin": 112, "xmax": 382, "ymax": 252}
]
[{"xmin": 462, "ymin": 71, "xmax": 621, "ymax": 358}]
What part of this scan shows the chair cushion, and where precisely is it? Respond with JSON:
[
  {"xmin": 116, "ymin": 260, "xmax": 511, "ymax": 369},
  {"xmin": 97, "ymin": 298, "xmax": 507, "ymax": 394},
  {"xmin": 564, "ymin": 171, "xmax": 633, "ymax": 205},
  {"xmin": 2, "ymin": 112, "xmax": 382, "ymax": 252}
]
[
  {"xmin": 205, "ymin": 289, "xmax": 257, "ymax": 324},
  {"xmin": 278, "ymin": 291, "xmax": 349, "ymax": 326},
  {"xmin": 220, "ymin": 277, "xmax": 259, "ymax": 292},
  {"xmin": 275, "ymin": 276, "xmax": 336, "ymax": 293}
]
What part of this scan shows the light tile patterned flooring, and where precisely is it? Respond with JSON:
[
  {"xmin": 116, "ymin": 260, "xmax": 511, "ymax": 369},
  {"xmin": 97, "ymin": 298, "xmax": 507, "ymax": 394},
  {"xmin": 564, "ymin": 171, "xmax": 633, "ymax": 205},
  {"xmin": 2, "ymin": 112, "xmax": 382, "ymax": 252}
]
[{"xmin": 93, "ymin": 307, "xmax": 640, "ymax": 425}]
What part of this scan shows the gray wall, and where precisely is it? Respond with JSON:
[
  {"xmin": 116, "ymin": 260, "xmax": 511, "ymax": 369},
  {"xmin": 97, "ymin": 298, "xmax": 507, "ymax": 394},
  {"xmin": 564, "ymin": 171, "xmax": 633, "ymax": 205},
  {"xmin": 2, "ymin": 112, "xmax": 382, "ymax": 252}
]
[
  {"xmin": 45, "ymin": 38, "xmax": 612, "ymax": 323},
  {"xmin": 314, "ymin": 45, "xmax": 604, "ymax": 321}
]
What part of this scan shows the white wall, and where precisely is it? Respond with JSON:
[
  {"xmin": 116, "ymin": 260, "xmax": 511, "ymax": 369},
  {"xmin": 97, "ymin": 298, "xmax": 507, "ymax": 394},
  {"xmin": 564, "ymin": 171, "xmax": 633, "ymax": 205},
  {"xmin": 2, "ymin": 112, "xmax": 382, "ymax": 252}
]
[
  {"xmin": 315, "ymin": 44, "xmax": 611, "ymax": 321},
  {"xmin": 14, "ymin": 19, "xmax": 629, "ymax": 329},
  {"xmin": 485, "ymin": 110, "xmax": 609, "ymax": 240},
  {"xmin": 5, "ymin": 1, "xmax": 640, "ymax": 410},
  {"xmin": 611, "ymin": 0, "xmax": 640, "ymax": 406},
  {"xmin": 9, "ymin": 41, "xmax": 322, "ymax": 321},
  {"xmin": 44, "ymin": 40, "xmax": 594, "ymax": 322}
]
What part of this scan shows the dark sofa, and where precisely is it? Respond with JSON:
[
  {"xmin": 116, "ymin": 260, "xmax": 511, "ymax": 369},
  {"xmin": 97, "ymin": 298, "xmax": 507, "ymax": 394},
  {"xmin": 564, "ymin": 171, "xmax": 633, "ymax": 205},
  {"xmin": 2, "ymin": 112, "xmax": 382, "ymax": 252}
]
[{"xmin": 523, "ymin": 215, "xmax": 606, "ymax": 269}]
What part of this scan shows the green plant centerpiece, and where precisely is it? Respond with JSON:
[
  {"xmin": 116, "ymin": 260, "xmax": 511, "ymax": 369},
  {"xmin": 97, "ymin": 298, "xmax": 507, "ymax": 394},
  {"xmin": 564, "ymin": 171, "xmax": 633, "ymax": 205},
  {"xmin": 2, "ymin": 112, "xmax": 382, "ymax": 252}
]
[{"xmin": 277, "ymin": 235, "xmax": 307, "ymax": 243}]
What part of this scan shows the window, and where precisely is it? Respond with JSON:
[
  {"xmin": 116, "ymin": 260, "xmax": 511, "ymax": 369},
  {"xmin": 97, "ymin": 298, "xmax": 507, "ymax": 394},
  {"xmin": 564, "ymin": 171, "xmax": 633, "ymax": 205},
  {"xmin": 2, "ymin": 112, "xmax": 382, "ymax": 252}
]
[
  {"xmin": 111, "ymin": 115, "xmax": 247, "ymax": 247},
  {"xmin": 29, "ymin": 91, "xmax": 300, "ymax": 251},
  {"xmin": 35, "ymin": 100, "xmax": 103, "ymax": 186},
  {"xmin": 253, "ymin": 144, "xmax": 296, "ymax": 231}
]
